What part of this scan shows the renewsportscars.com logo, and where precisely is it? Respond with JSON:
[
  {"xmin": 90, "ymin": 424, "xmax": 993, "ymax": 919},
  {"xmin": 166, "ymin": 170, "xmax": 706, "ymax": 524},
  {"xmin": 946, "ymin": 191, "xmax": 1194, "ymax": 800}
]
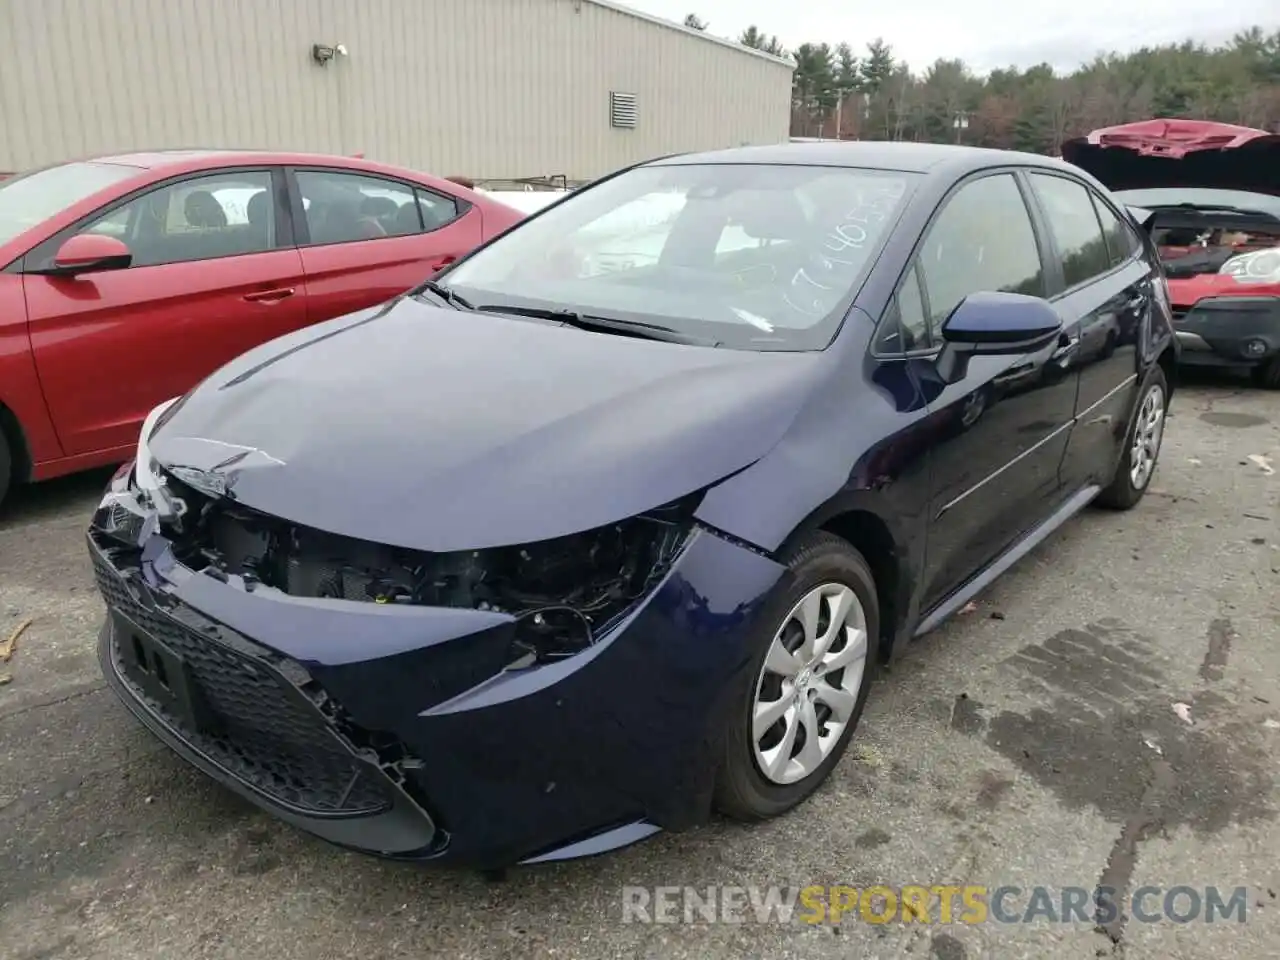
[{"xmin": 620, "ymin": 885, "xmax": 1250, "ymax": 925}]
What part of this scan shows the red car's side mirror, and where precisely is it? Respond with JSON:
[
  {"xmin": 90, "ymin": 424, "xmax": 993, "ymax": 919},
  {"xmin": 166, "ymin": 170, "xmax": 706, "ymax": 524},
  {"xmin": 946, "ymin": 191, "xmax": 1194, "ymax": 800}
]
[{"xmin": 49, "ymin": 234, "xmax": 133, "ymax": 276}]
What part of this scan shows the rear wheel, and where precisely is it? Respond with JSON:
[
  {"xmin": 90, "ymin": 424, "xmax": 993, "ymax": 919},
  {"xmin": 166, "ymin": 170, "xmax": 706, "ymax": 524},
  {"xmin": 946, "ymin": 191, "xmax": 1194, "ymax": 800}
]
[
  {"xmin": 0, "ymin": 431, "xmax": 11, "ymax": 510},
  {"xmin": 1095, "ymin": 366, "xmax": 1167, "ymax": 511},
  {"xmin": 714, "ymin": 532, "xmax": 879, "ymax": 821},
  {"xmin": 1250, "ymin": 355, "xmax": 1280, "ymax": 390}
]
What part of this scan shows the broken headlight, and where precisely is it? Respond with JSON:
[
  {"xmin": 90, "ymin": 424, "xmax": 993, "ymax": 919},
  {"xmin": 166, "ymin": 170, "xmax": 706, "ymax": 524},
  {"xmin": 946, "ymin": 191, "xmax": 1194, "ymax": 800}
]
[
  {"xmin": 500, "ymin": 505, "xmax": 695, "ymax": 664},
  {"xmin": 162, "ymin": 490, "xmax": 701, "ymax": 665}
]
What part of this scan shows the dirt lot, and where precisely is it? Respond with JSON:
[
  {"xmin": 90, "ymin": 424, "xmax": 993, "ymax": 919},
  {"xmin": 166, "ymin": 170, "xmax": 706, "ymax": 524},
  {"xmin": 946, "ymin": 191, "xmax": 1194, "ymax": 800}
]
[{"xmin": 1, "ymin": 374, "xmax": 1278, "ymax": 960}]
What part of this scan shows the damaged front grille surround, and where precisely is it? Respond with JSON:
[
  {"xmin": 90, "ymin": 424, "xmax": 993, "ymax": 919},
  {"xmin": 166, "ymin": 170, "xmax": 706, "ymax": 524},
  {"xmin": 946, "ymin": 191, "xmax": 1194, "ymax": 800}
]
[
  {"xmin": 105, "ymin": 469, "xmax": 699, "ymax": 665},
  {"xmin": 91, "ymin": 543, "xmax": 403, "ymax": 817}
]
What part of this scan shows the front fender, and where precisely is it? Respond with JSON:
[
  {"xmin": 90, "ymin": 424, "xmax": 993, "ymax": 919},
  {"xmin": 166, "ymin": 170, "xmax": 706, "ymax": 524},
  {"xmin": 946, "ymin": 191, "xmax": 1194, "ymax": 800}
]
[{"xmin": 694, "ymin": 342, "xmax": 937, "ymax": 654}]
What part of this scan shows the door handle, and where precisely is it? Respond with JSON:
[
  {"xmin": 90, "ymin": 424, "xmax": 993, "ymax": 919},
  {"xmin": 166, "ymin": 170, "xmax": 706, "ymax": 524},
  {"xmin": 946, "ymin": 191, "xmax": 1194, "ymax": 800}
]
[
  {"xmin": 431, "ymin": 255, "xmax": 457, "ymax": 273},
  {"xmin": 243, "ymin": 288, "xmax": 296, "ymax": 303},
  {"xmin": 1051, "ymin": 332, "xmax": 1080, "ymax": 361}
]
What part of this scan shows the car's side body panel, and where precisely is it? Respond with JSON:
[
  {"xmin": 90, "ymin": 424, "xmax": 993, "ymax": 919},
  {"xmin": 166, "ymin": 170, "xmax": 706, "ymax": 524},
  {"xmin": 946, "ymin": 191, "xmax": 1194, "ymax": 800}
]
[{"xmin": 698, "ymin": 153, "xmax": 1173, "ymax": 654}]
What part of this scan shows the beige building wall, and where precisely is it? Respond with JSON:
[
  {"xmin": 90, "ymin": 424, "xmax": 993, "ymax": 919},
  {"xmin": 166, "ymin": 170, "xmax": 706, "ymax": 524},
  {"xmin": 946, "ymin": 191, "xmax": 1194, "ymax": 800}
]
[{"xmin": 0, "ymin": 0, "xmax": 794, "ymax": 179}]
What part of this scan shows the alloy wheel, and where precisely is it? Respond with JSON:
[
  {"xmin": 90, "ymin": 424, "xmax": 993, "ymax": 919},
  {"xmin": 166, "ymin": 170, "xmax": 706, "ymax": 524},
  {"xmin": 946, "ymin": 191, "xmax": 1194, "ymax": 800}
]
[
  {"xmin": 751, "ymin": 583, "xmax": 869, "ymax": 786},
  {"xmin": 1129, "ymin": 383, "xmax": 1165, "ymax": 490}
]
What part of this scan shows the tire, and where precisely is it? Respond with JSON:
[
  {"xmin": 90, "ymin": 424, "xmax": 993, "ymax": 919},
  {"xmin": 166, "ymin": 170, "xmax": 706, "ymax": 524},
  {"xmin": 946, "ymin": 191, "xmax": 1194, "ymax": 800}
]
[
  {"xmin": 714, "ymin": 531, "xmax": 880, "ymax": 821},
  {"xmin": 0, "ymin": 431, "xmax": 11, "ymax": 512},
  {"xmin": 1250, "ymin": 355, "xmax": 1280, "ymax": 390},
  {"xmin": 1095, "ymin": 365, "xmax": 1168, "ymax": 511}
]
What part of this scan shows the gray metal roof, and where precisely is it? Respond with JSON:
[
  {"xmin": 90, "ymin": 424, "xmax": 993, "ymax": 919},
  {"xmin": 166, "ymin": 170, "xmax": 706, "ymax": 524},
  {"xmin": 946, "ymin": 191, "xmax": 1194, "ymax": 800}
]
[{"xmin": 585, "ymin": 0, "xmax": 794, "ymax": 69}]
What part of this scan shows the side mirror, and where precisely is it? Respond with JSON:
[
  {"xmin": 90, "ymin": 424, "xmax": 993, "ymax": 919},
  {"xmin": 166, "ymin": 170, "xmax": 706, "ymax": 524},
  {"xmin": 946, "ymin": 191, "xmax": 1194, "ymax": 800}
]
[
  {"xmin": 936, "ymin": 291, "xmax": 1063, "ymax": 384},
  {"xmin": 48, "ymin": 234, "xmax": 132, "ymax": 276}
]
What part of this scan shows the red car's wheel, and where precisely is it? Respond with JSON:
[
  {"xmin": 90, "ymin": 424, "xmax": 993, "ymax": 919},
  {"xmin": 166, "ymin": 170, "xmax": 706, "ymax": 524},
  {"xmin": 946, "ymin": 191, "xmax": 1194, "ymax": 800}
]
[{"xmin": 0, "ymin": 431, "xmax": 11, "ymax": 509}]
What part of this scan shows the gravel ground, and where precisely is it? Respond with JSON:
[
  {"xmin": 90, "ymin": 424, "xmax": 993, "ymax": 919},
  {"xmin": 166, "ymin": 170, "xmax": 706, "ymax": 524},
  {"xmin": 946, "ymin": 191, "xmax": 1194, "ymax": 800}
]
[{"xmin": 1, "ymin": 374, "xmax": 1277, "ymax": 960}]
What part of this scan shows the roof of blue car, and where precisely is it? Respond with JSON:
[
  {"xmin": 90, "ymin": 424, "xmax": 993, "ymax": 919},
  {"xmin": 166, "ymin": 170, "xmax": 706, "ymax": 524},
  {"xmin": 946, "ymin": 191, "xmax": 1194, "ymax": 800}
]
[{"xmin": 652, "ymin": 141, "xmax": 1068, "ymax": 175}]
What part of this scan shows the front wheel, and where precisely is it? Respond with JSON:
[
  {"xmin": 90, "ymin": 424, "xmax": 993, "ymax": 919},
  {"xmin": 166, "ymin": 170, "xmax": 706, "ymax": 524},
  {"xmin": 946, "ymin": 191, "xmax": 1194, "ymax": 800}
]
[
  {"xmin": 1250, "ymin": 355, "xmax": 1280, "ymax": 390},
  {"xmin": 714, "ymin": 532, "xmax": 879, "ymax": 821},
  {"xmin": 1095, "ymin": 366, "xmax": 1167, "ymax": 510},
  {"xmin": 0, "ymin": 431, "xmax": 11, "ymax": 511}
]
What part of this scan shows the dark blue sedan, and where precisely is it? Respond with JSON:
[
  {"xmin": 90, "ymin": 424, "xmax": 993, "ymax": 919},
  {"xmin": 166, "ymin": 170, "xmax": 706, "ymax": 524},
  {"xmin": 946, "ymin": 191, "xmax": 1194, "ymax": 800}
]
[{"xmin": 89, "ymin": 142, "xmax": 1177, "ymax": 870}]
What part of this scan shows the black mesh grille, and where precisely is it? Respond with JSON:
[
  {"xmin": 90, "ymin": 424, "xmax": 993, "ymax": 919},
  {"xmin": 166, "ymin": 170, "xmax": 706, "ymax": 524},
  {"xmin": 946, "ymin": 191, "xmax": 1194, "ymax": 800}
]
[{"xmin": 91, "ymin": 545, "xmax": 392, "ymax": 817}]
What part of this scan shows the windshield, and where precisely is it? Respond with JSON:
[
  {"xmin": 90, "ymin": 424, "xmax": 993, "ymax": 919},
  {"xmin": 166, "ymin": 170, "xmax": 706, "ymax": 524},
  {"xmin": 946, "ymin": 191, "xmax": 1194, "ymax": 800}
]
[
  {"xmin": 1112, "ymin": 187, "xmax": 1280, "ymax": 219},
  {"xmin": 442, "ymin": 162, "xmax": 918, "ymax": 351},
  {"xmin": 0, "ymin": 161, "xmax": 139, "ymax": 246}
]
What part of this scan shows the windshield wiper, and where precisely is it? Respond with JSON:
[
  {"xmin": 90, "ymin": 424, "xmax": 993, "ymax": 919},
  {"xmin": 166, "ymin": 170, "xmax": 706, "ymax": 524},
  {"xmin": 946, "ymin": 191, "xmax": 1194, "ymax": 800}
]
[
  {"xmin": 411, "ymin": 279, "xmax": 475, "ymax": 310},
  {"xmin": 474, "ymin": 303, "xmax": 719, "ymax": 346}
]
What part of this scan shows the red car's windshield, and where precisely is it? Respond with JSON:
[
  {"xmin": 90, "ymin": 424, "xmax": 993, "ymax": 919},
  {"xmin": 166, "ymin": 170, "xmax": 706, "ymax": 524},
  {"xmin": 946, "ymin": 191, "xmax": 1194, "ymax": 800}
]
[{"xmin": 0, "ymin": 161, "xmax": 137, "ymax": 246}]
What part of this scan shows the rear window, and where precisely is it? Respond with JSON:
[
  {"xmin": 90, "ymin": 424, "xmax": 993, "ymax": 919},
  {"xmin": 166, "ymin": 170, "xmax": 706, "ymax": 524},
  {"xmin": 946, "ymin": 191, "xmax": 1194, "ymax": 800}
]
[{"xmin": 0, "ymin": 162, "xmax": 138, "ymax": 246}]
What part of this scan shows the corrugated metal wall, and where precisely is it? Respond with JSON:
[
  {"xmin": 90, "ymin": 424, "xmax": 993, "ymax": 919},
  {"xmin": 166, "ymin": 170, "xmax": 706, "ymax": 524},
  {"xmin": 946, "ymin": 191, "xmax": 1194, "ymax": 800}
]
[{"xmin": 0, "ymin": 0, "xmax": 794, "ymax": 179}]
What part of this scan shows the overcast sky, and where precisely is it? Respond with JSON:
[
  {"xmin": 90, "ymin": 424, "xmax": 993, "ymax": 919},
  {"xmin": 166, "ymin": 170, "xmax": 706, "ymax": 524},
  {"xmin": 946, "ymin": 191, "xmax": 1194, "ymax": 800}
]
[{"xmin": 624, "ymin": 0, "xmax": 1277, "ymax": 74}]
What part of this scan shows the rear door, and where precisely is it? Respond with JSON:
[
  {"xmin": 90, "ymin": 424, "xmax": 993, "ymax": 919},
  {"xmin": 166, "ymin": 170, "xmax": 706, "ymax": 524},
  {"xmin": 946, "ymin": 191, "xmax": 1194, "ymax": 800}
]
[
  {"xmin": 1023, "ymin": 172, "xmax": 1147, "ymax": 491},
  {"xmin": 21, "ymin": 167, "xmax": 308, "ymax": 456},
  {"xmin": 288, "ymin": 167, "xmax": 483, "ymax": 323}
]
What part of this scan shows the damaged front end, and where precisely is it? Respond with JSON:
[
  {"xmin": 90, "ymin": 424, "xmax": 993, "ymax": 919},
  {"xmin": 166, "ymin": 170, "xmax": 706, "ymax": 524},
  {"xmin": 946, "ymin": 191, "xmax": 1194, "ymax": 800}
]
[
  {"xmin": 115, "ymin": 462, "xmax": 696, "ymax": 667},
  {"xmin": 90, "ymin": 423, "xmax": 785, "ymax": 867}
]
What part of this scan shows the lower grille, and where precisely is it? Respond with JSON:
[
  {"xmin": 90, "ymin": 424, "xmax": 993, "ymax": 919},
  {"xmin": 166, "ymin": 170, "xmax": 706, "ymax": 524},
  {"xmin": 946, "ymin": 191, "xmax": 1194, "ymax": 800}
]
[{"xmin": 92, "ymin": 546, "xmax": 392, "ymax": 817}]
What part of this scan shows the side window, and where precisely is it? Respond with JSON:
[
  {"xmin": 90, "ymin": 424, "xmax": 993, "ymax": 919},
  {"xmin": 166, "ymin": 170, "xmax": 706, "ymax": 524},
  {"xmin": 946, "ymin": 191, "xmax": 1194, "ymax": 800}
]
[
  {"xmin": 1091, "ymin": 193, "xmax": 1140, "ymax": 269},
  {"xmin": 71, "ymin": 170, "xmax": 277, "ymax": 268},
  {"xmin": 416, "ymin": 187, "xmax": 460, "ymax": 232},
  {"xmin": 898, "ymin": 264, "xmax": 929, "ymax": 349},
  {"xmin": 295, "ymin": 170, "xmax": 457, "ymax": 245},
  {"xmin": 874, "ymin": 264, "xmax": 931, "ymax": 354},
  {"xmin": 918, "ymin": 173, "xmax": 1046, "ymax": 329},
  {"xmin": 83, "ymin": 205, "xmax": 131, "ymax": 239},
  {"xmin": 1027, "ymin": 173, "xmax": 1112, "ymax": 289}
]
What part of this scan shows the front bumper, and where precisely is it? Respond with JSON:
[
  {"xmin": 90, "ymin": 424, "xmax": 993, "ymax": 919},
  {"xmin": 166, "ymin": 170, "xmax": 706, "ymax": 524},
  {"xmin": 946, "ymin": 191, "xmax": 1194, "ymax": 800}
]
[
  {"xmin": 1171, "ymin": 295, "xmax": 1280, "ymax": 368},
  {"xmin": 90, "ymin": 474, "xmax": 785, "ymax": 869}
]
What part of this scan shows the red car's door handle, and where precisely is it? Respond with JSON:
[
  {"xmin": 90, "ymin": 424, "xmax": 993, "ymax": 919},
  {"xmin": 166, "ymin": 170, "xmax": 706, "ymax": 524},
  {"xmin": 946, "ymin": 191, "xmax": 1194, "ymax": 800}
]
[
  {"xmin": 243, "ymin": 288, "xmax": 296, "ymax": 303},
  {"xmin": 432, "ymin": 255, "xmax": 457, "ymax": 271}
]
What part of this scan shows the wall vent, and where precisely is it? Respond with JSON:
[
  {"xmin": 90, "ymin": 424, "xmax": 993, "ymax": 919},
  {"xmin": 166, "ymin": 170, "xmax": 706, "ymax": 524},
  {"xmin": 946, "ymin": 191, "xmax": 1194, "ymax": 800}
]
[{"xmin": 609, "ymin": 92, "xmax": 638, "ymax": 129}]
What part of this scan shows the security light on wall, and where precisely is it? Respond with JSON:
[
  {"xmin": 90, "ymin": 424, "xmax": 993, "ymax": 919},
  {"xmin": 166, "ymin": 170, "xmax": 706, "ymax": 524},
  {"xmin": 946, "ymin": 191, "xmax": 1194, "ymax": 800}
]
[{"xmin": 312, "ymin": 43, "xmax": 349, "ymax": 65}]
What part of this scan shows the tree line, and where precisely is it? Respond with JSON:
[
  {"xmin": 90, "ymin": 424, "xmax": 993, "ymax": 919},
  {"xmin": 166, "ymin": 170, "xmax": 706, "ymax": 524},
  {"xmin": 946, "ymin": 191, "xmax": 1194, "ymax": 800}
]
[{"xmin": 682, "ymin": 15, "xmax": 1280, "ymax": 154}]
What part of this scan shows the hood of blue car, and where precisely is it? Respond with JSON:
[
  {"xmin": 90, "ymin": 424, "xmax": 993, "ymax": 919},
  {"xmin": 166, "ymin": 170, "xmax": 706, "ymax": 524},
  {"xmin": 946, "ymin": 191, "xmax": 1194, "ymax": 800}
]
[{"xmin": 150, "ymin": 296, "xmax": 826, "ymax": 551}]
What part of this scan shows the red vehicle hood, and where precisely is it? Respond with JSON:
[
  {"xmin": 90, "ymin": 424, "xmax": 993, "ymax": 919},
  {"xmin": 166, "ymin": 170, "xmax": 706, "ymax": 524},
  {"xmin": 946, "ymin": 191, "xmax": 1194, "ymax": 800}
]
[{"xmin": 1062, "ymin": 119, "xmax": 1280, "ymax": 195}]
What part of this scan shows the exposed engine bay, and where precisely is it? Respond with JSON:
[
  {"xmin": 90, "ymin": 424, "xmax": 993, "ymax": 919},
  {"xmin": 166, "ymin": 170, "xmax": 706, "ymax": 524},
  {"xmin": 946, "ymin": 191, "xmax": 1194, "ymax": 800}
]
[{"xmin": 152, "ymin": 469, "xmax": 695, "ymax": 662}]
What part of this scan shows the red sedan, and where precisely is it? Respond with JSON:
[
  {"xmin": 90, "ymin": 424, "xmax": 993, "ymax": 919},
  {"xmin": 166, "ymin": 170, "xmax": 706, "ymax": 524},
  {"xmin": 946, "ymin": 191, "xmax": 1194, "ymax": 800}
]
[{"xmin": 0, "ymin": 150, "xmax": 524, "ymax": 506}]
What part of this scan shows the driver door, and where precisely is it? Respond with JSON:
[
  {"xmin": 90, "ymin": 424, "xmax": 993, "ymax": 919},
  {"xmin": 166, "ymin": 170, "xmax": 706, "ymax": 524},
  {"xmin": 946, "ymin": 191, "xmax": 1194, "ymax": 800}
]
[{"xmin": 915, "ymin": 172, "xmax": 1079, "ymax": 609}]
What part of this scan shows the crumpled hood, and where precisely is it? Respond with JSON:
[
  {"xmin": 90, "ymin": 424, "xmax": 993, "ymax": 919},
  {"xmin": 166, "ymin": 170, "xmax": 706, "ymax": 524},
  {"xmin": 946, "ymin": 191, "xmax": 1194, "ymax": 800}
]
[
  {"xmin": 1062, "ymin": 119, "xmax": 1280, "ymax": 195},
  {"xmin": 151, "ymin": 297, "xmax": 827, "ymax": 551}
]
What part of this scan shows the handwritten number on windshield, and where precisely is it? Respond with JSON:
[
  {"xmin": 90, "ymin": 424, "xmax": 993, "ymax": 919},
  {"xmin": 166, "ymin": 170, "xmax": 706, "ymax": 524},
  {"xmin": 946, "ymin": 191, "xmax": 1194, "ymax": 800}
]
[{"xmin": 784, "ymin": 184, "xmax": 905, "ymax": 317}]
